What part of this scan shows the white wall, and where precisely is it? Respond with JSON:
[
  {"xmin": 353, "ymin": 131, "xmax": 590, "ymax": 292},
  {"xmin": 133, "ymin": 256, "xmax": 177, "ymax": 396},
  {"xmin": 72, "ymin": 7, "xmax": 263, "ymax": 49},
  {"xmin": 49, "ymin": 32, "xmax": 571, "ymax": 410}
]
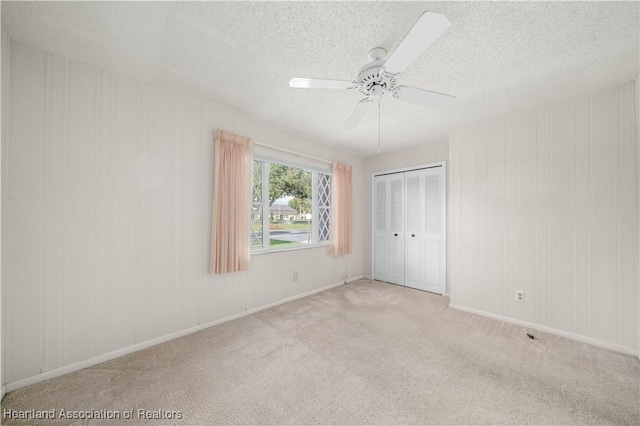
[
  {"xmin": 449, "ymin": 81, "xmax": 639, "ymax": 354},
  {"xmin": 362, "ymin": 139, "xmax": 449, "ymax": 278},
  {"xmin": 1, "ymin": 40, "xmax": 365, "ymax": 386}
]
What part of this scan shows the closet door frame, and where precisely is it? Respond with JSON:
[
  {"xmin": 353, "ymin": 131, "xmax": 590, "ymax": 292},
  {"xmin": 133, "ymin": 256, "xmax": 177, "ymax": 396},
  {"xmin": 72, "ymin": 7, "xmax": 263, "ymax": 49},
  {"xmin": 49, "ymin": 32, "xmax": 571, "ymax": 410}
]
[{"xmin": 371, "ymin": 161, "xmax": 447, "ymax": 295}]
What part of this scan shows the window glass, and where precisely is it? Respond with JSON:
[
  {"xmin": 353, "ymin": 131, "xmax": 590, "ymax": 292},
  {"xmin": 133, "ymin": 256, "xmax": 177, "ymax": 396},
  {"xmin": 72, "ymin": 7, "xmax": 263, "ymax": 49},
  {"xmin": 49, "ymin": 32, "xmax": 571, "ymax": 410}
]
[{"xmin": 268, "ymin": 163, "xmax": 312, "ymax": 248}]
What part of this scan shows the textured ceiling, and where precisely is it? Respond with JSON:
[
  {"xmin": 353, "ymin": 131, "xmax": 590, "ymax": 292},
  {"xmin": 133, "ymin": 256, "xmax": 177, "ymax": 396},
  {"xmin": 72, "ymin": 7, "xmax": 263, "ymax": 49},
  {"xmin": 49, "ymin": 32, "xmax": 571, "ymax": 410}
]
[{"xmin": 2, "ymin": 1, "xmax": 639, "ymax": 156}]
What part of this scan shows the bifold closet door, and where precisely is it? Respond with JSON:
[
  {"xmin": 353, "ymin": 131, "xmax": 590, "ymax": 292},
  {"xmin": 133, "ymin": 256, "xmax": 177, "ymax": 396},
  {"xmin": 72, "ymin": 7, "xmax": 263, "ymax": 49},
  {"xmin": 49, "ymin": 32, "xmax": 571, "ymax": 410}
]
[
  {"xmin": 374, "ymin": 165, "xmax": 446, "ymax": 295},
  {"xmin": 373, "ymin": 174, "xmax": 404, "ymax": 285}
]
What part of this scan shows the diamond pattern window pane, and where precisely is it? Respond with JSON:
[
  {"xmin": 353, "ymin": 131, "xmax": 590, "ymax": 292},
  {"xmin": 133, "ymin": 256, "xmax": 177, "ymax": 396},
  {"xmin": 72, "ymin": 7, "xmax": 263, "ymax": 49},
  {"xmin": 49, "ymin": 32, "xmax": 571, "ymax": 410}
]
[
  {"xmin": 251, "ymin": 160, "xmax": 264, "ymax": 248},
  {"xmin": 251, "ymin": 205, "xmax": 263, "ymax": 248},
  {"xmin": 318, "ymin": 173, "xmax": 331, "ymax": 242},
  {"xmin": 252, "ymin": 160, "xmax": 262, "ymax": 204},
  {"xmin": 318, "ymin": 208, "xmax": 330, "ymax": 242},
  {"xmin": 318, "ymin": 174, "xmax": 331, "ymax": 207}
]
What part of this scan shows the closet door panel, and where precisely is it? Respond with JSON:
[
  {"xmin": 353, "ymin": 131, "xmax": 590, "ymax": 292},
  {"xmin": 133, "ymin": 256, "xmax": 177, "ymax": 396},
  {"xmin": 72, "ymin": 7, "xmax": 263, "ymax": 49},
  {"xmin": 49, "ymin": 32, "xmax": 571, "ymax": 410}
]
[
  {"xmin": 387, "ymin": 175, "xmax": 405, "ymax": 285},
  {"xmin": 374, "ymin": 175, "xmax": 405, "ymax": 284},
  {"xmin": 404, "ymin": 172, "xmax": 424, "ymax": 289},
  {"xmin": 373, "ymin": 177, "xmax": 390, "ymax": 281},
  {"xmin": 405, "ymin": 241, "xmax": 422, "ymax": 286}
]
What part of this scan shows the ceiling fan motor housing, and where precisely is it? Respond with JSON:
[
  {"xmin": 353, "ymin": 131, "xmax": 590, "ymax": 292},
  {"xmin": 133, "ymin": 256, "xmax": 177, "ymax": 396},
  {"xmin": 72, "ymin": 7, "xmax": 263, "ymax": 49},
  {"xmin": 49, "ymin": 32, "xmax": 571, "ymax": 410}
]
[{"xmin": 356, "ymin": 54, "xmax": 397, "ymax": 98}]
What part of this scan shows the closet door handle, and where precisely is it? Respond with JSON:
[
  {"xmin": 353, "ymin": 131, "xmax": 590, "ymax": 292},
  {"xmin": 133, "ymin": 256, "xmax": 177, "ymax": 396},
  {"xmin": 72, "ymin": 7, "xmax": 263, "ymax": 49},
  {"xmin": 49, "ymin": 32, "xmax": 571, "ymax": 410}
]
[
  {"xmin": 394, "ymin": 233, "xmax": 398, "ymax": 237},
  {"xmin": 411, "ymin": 234, "xmax": 415, "ymax": 237}
]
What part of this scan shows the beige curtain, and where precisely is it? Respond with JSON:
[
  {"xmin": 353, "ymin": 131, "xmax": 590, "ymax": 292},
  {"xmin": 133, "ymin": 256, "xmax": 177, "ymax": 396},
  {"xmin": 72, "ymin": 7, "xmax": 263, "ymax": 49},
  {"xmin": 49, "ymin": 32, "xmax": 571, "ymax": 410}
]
[
  {"xmin": 330, "ymin": 162, "xmax": 353, "ymax": 256},
  {"xmin": 210, "ymin": 130, "xmax": 253, "ymax": 274}
]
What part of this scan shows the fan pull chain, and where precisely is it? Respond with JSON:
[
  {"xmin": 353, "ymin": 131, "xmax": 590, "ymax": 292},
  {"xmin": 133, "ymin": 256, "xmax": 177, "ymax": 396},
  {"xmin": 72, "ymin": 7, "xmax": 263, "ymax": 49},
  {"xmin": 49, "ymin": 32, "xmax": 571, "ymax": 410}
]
[{"xmin": 378, "ymin": 99, "xmax": 381, "ymax": 153}]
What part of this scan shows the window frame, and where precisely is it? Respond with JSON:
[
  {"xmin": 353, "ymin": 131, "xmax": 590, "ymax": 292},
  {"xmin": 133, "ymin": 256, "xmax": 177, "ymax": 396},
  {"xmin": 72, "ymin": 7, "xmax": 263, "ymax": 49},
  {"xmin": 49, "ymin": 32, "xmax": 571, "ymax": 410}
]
[{"xmin": 251, "ymin": 155, "xmax": 331, "ymax": 254}]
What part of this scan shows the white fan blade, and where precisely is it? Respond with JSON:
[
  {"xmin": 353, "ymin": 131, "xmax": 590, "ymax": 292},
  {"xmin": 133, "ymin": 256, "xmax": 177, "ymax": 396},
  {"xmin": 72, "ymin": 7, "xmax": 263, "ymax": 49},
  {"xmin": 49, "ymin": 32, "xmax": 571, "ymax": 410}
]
[
  {"xmin": 344, "ymin": 99, "xmax": 372, "ymax": 129},
  {"xmin": 289, "ymin": 78, "xmax": 356, "ymax": 89},
  {"xmin": 383, "ymin": 12, "xmax": 451, "ymax": 75},
  {"xmin": 393, "ymin": 86, "xmax": 455, "ymax": 109}
]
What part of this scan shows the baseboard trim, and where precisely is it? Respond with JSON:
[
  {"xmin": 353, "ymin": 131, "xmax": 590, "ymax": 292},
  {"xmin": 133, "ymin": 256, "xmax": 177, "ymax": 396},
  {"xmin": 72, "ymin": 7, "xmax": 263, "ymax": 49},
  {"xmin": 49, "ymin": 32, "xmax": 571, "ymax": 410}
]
[
  {"xmin": 5, "ymin": 277, "xmax": 361, "ymax": 393},
  {"xmin": 448, "ymin": 304, "xmax": 638, "ymax": 356}
]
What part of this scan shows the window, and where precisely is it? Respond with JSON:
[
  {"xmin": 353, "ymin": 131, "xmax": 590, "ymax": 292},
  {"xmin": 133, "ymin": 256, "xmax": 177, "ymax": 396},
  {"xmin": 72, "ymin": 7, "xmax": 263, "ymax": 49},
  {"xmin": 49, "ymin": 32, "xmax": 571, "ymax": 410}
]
[{"xmin": 251, "ymin": 158, "xmax": 331, "ymax": 251}]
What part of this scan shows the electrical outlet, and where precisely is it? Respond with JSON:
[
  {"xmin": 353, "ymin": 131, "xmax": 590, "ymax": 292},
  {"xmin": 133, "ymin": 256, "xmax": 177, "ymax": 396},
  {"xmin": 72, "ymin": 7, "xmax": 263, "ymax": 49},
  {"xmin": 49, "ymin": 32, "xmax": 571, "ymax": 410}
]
[
  {"xmin": 293, "ymin": 272, "xmax": 298, "ymax": 282},
  {"xmin": 516, "ymin": 290, "xmax": 525, "ymax": 303}
]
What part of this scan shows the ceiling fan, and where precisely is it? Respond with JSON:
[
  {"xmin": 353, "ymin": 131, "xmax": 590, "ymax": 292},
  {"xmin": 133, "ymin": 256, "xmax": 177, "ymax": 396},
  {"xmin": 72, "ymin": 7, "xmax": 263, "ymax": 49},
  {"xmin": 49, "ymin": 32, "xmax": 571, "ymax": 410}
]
[{"xmin": 289, "ymin": 12, "xmax": 455, "ymax": 129}]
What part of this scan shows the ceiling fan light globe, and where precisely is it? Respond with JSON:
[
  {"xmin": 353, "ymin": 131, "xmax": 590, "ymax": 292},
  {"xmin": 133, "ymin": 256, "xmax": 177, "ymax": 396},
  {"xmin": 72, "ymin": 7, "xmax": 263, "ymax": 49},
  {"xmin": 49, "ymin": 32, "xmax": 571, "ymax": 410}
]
[{"xmin": 370, "ymin": 84, "xmax": 384, "ymax": 97}]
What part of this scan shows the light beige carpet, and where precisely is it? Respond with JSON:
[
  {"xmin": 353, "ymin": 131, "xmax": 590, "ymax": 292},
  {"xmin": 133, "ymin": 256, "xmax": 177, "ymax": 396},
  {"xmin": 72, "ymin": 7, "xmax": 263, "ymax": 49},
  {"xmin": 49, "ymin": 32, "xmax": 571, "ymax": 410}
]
[{"xmin": 2, "ymin": 281, "xmax": 639, "ymax": 425}]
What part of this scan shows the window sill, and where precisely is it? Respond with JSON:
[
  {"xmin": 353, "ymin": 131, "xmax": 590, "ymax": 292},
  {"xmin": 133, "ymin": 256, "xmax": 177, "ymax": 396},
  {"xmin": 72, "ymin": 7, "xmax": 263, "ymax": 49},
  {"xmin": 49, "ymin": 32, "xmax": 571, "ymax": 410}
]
[{"xmin": 251, "ymin": 242, "xmax": 331, "ymax": 256}]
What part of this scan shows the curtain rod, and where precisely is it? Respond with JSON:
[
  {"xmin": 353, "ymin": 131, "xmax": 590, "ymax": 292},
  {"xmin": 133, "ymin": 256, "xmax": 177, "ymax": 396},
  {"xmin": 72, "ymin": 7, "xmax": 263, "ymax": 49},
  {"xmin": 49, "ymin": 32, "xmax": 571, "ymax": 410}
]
[{"xmin": 254, "ymin": 141, "xmax": 334, "ymax": 165}]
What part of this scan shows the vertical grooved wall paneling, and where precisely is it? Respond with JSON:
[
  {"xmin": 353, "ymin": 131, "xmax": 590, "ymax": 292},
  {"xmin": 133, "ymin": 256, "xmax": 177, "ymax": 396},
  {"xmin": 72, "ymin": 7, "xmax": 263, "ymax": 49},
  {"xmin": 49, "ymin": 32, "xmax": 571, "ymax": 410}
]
[
  {"xmin": 2, "ymin": 40, "xmax": 366, "ymax": 385},
  {"xmin": 636, "ymin": 73, "xmax": 640, "ymax": 359},
  {"xmin": 1, "ymin": 28, "xmax": 10, "ymax": 391},
  {"xmin": 450, "ymin": 81, "xmax": 639, "ymax": 352}
]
